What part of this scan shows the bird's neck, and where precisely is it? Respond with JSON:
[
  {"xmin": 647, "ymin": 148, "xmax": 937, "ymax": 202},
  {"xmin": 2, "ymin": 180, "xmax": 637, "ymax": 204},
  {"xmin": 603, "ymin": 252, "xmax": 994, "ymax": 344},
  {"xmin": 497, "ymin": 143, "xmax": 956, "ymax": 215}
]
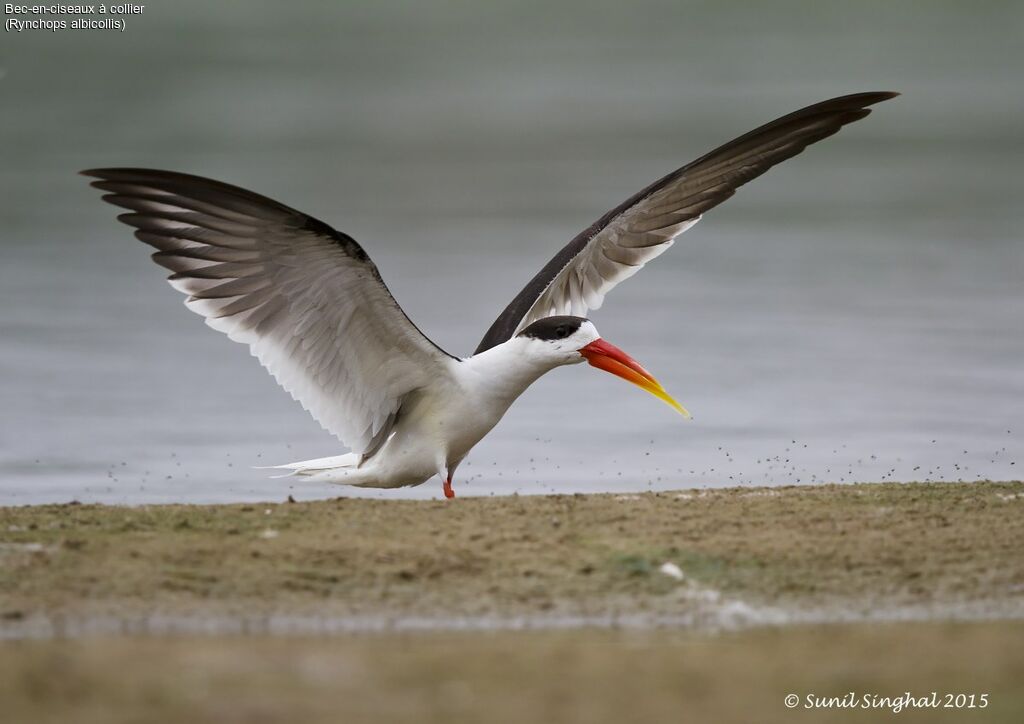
[{"xmin": 458, "ymin": 339, "xmax": 557, "ymax": 408}]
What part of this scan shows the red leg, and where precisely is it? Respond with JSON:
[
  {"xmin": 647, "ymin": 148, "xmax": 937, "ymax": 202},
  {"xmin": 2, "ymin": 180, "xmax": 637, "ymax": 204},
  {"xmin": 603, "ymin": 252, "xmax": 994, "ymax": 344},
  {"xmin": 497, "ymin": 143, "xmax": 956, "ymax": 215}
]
[{"xmin": 443, "ymin": 476, "xmax": 455, "ymax": 499}]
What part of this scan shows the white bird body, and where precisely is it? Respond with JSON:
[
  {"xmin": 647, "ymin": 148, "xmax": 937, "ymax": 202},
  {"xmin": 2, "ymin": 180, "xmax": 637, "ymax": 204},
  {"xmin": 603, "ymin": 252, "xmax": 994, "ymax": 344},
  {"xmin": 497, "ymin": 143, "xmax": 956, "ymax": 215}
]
[
  {"xmin": 278, "ymin": 326, "xmax": 598, "ymax": 487},
  {"xmin": 84, "ymin": 92, "xmax": 896, "ymax": 498},
  {"xmin": 272, "ymin": 331, "xmax": 593, "ymax": 487}
]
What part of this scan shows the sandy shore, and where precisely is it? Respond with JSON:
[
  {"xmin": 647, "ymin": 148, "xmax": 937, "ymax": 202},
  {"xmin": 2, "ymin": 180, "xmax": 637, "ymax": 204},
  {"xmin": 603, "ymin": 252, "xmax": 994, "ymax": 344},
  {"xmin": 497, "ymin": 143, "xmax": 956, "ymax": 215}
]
[
  {"xmin": 2, "ymin": 481, "xmax": 1023, "ymax": 722},
  {"xmin": 2, "ymin": 481, "xmax": 1023, "ymax": 630}
]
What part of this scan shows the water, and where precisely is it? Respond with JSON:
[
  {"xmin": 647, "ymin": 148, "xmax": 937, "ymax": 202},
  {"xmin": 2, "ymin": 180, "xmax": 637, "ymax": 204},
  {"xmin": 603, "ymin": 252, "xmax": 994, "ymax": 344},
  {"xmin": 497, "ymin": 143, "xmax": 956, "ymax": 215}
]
[{"xmin": 2, "ymin": 1, "xmax": 1022, "ymax": 503}]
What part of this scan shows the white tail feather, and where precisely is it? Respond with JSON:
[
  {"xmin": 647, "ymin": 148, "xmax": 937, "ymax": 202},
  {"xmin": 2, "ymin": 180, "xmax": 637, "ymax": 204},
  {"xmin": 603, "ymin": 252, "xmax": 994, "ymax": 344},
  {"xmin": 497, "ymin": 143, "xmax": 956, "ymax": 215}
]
[{"xmin": 254, "ymin": 452, "xmax": 360, "ymax": 477}]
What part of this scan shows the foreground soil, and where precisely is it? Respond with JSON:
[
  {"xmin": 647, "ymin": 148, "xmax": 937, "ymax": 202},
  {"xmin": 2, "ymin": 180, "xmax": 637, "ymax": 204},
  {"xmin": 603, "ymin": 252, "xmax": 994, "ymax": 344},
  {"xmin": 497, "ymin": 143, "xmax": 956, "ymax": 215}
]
[
  {"xmin": 3, "ymin": 622, "xmax": 1023, "ymax": 724},
  {"xmin": 2, "ymin": 481, "xmax": 1023, "ymax": 723},
  {"xmin": 1, "ymin": 481, "xmax": 1023, "ymax": 627}
]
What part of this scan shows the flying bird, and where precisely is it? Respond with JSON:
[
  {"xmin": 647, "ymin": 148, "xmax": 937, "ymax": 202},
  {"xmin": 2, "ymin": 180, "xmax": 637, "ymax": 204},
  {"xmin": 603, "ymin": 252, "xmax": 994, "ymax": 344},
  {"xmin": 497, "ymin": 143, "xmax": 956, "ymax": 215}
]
[{"xmin": 84, "ymin": 91, "xmax": 896, "ymax": 498}]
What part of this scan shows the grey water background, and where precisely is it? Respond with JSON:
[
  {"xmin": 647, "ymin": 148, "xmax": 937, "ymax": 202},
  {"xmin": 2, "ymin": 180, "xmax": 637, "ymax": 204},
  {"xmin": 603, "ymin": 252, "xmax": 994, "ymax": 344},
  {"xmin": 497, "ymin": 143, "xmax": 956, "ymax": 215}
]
[{"xmin": 1, "ymin": 1, "xmax": 1021, "ymax": 503}]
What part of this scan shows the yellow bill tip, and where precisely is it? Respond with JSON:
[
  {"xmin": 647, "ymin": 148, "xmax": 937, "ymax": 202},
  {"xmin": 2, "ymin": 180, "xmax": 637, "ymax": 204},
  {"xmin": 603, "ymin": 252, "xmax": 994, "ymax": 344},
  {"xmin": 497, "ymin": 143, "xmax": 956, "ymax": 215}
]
[{"xmin": 650, "ymin": 385, "xmax": 691, "ymax": 419}]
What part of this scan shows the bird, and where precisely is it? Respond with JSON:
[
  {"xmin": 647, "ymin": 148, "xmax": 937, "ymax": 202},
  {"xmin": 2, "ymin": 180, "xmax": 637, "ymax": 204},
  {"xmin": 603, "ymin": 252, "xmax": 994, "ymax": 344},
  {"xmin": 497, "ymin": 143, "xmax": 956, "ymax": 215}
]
[{"xmin": 83, "ymin": 91, "xmax": 897, "ymax": 499}]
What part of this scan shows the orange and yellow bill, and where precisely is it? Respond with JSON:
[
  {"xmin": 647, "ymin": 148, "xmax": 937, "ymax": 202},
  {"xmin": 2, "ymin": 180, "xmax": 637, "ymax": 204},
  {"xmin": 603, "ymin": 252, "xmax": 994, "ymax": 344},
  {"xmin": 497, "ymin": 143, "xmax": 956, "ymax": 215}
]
[{"xmin": 579, "ymin": 338, "xmax": 690, "ymax": 418}]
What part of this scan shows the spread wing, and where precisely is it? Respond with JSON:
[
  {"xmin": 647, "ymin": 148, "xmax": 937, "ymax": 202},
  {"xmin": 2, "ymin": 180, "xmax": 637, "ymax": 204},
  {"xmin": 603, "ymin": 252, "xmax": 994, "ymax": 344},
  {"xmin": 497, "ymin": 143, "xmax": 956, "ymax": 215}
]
[
  {"xmin": 84, "ymin": 168, "xmax": 456, "ymax": 457},
  {"xmin": 474, "ymin": 91, "xmax": 898, "ymax": 354}
]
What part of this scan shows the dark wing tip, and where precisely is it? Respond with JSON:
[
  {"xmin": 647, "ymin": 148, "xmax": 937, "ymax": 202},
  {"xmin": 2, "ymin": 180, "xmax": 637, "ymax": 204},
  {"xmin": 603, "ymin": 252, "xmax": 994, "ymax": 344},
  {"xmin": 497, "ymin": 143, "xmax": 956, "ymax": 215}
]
[
  {"xmin": 79, "ymin": 167, "xmax": 316, "ymax": 229},
  {"xmin": 81, "ymin": 167, "xmax": 157, "ymax": 183},
  {"xmin": 83, "ymin": 167, "xmax": 380, "ymax": 282},
  {"xmin": 833, "ymin": 90, "xmax": 900, "ymax": 105},
  {"xmin": 81, "ymin": 167, "xmax": 117, "ymax": 191},
  {"xmin": 801, "ymin": 91, "xmax": 900, "ymax": 113},
  {"xmin": 81, "ymin": 167, "xmax": 184, "ymax": 178},
  {"xmin": 820, "ymin": 91, "xmax": 899, "ymax": 120}
]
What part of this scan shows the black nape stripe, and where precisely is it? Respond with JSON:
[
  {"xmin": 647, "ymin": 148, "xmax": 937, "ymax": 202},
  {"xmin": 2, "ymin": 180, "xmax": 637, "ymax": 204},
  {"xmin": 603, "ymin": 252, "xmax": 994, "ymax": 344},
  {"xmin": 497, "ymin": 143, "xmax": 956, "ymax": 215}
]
[{"xmin": 517, "ymin": 315, "xmax": 587, "ymax": 342}]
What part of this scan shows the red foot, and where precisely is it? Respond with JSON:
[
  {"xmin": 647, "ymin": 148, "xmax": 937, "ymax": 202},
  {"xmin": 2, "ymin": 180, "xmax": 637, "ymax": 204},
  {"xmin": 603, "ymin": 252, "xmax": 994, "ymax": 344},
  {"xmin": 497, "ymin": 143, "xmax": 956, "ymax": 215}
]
[{"xmin": 443, "ymin": 477, "xmax": 455, "ymax": 499}]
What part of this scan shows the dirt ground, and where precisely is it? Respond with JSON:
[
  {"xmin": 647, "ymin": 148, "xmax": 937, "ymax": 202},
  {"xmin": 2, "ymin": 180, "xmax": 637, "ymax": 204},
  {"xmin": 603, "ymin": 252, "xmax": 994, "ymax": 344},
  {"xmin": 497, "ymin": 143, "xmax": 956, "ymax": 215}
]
[
  {"xmin": 2, "ymin": 623, "xmax": 1023, "ymax": 724},
  {"xmin": 1, "ymin": 481, "xmax": 1023, "ymax": 722},
  {"xmin": 2, "ymin": 481, "xmax": 1022, "ymax": 624}
]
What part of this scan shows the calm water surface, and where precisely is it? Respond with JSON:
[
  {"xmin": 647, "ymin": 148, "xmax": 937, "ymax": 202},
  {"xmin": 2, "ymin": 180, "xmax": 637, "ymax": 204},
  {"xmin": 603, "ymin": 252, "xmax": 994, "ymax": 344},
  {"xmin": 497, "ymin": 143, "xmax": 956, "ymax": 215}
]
[{"xmin": 1, "ymin": 2, "xmax": 1021, "ymax": 502}]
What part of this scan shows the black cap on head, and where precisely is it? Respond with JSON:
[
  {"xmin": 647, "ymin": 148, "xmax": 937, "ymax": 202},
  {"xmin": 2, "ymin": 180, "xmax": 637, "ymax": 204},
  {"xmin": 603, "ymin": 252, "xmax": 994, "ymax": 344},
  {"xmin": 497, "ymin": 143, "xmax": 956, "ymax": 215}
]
[{"xmin": 517, "ymin": 316, "xmax": 587, "ymax": 342}]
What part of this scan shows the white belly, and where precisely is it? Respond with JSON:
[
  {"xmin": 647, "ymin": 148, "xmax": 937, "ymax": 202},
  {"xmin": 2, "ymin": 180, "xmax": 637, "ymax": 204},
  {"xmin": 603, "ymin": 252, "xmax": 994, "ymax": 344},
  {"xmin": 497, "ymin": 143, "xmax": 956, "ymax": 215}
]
[{"xmin": 355, "ymin": 385, "xmax": 507, "ymax": 488}]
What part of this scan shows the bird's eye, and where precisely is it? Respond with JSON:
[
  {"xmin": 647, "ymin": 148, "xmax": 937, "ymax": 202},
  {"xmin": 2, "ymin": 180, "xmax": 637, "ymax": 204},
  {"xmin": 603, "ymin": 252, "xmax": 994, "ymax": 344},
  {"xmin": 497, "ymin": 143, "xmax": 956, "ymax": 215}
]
[{"xmin": 556, "ymin": 326, "xmax": 569, "ymax": 338}]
